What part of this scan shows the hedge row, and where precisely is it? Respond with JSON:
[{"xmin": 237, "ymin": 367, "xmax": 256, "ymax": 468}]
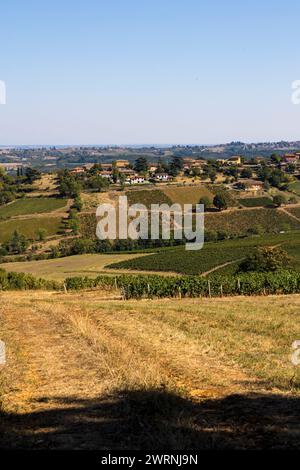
[{"xmin": 64, "ymin": 270, "xmax": 300, "ymax": 299}]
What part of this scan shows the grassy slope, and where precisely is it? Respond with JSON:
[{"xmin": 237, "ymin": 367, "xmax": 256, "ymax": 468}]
[
  {"xmin": 162, "ymin": 185, "xmax": 214, "ymax": 206},
  {"xmin": 1, "ymin": 291, "xmax": 300, "ymax": 449},
  {"xmin": 0, "ymin": 217, "xmax": 63, "ymax": 243},
  {"xmin": 80, "ymin": 203, "xmax": 300, "ymax": 238},
  {"xmin": 1, "ymin": 253, "xmax": 156, "ymax": 280},
  {"xmin": 126, "ymin": 189, "xmax": 172, "ymax": 207},
  {"xmin": 0, "ymin": 198, "xmax": 67, "ymax": 218},
  {"xmin": 108, "ymin": 232, "xmax": 300, "ymax": 275},
  {"xmin": 238, "ymin": 197, "xmax": 273, "ymax": 207}
]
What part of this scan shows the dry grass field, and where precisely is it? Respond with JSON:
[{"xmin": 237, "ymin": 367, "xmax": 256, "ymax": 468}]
[
  {"xmin": 1, "ymin": 253, "xmax": 170, "ymax": 280},
  {"xmin": 1, "ymin": 291, "xmax": 300, "ymax": 449},
  {"xmin": 162, "ymin": 185, "xmax": 214, "ymax": 206}
]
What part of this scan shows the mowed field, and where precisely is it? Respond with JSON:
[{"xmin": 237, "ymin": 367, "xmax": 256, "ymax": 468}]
[
  {"xmin": 162, "ymin": 185, "xmax": 214, "ymax": 206},
  {"xmin": 1, "ymin": 291, "xmax": 300, "ymax": 449},
  {"xmin": 2, "ymin": 253, "xmax": 162, "ymax": 280},
  {"xmin": 0, "ymin": 198, "xmax": 68, "ymax": 218},
  {"xmin": 0, "ymin": 197, "xmax": 70, "ymax": 242},
  {"xmin": 0, "ymin": 217, "xmax": 63, "ymax": 243}
]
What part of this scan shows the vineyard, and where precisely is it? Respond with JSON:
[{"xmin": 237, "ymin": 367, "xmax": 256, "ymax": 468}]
[
  {"xmin": 79, "ymin": 199, "xmax": 300, "ymax": 240},
  {"xmin": 238, "ymin": 197, "xmax": 273, "ymax": 208},
  {"xmin": 285, "ymin": 207, "xmax": 300, "ymax": 220},
  {"xmin": 64, "ymin": 270, "xmax": 300, "ymax": 299},
  {"xmin": 126, "ymin": 189, "xmax": 172, "ymax": 208},
  {"xmin": 107, "ymin": 232, "xmax": 300, "ymax": 275},
  {"xmin": 204, "ymin": 207, "xmax": 300, "ymax": 235}
]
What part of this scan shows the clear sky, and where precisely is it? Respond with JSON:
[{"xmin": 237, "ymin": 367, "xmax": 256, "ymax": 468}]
[{"xmin": 0, "ymin": 0, "xmax": 300, "ymax": 145}]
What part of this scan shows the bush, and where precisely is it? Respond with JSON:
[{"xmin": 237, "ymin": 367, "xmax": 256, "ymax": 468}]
[{"xmin": 238, "ymin": 246, "xmax": 291, "ymax": 273}]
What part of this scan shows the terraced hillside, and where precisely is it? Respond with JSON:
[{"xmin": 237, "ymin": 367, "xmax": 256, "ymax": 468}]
[{"xmin": 205, "ymin": 207, "xmax": 300, "ymax": 235}]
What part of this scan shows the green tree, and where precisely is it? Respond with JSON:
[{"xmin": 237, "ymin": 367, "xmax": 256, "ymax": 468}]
[
  {"xmin": 273, "ymin": 194, "xmax": 286, "ymax": 207},
  {"xmin": 199, "ymin": 196, "xmax": 211, "ymax": 210},
  {"xmin": 134, "ymin": 157, "xmax": 148, "ymax": 173},
  {"xmin": 36, "ymin": 228, "xmax": 47, "ymax": 242},
  {"xmin": 238, "ymin": 246, "xmax": 291, "ymax": 272},
  {"xmin": 58, "ymin": 171, "xmax": 82, "ymax": 197},
  {"xmin": 240, "ymin": 168, "xmax": 253, "ymax": 179},
  {"xmin": 25, "ymin": 167, "xmax": 41, "ymax": 184},
  {"xmin": 213, "ymin": 192, "xmax": 232, "ymax": 211},
  {"xmin": 73, "ymin": 196, "xmax": 83, "ymax": 211},
  {"xmin": 169, "ymin": 157, "xmax": 183, "ymax": 176},
  {"xmin": 7, "ymin": 230, "xmax": 29, "ymax": 254},
  {"xmin": 89, "ymin": 175, "xmax": 109, "ymax": 192}
]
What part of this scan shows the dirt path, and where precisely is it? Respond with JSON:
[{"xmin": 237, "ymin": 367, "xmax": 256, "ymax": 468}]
[
  {"xmin": 201, "ymin": 258, "xmax": 244, "ymax": 277},
  {"xmin": 278, "ymin": 207, "xmax": 300, "ymax": 223}
]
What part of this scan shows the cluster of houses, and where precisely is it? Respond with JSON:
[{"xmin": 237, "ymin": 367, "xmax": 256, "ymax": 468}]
[
  {"xmin": 69, "ymin": 152, "xmax": 300, "ymax": 190},
  {"xmin": 70, "ymin": 160, "xmax": 173, "ymax": 185},
  {"xmin": 281, "ymin": 152, "xmax": 300, "ymax": 165}
]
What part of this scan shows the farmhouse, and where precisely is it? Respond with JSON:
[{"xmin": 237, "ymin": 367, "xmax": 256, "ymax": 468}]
[
  {"xmin": 114, "ymin": 159, "xmax": 130, "ymax": 168},
  {"xmin": 125, "ymin": 175, "xmax": 147, "ymax": 185},
  {"xmin": 155, "ymin": 173, "xmax": 173, "ymax": 181},
  {"xmin": 182, "ymin": 158, "xmax": 206, "ymax": 170},
  {"xmin": 149, "ymin": 163, "xmax": 158, "ymax": 172},
  {"xmin": 228, "ymin": 156, "xmax": 242, "ymax": 165},
  {"xmin": 242, "ymin": 179, "xmax": 264, "ymax": 192},
  {"xmin": 0, "ymin": 162, "xmax": 26, "ymax": 173},
  {"xmin": 70, "ymin": 166, "xmax": 85, "ymax": 174},
  {"xmin": 283, "ymin": 154, "xmax": 299, "ymax": 164},
  {"xmin": 99, "ymin": 170, "xmax": 113, "ymax": 180}
]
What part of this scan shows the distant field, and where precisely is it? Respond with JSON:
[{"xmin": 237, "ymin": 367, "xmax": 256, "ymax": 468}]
[
  {"xmin": 0, "ymin": 198, "xmax": 67, "ymax": 218},
  {"xmin": 125, "ymin": 185, "xmax": 215, "ymax": 208},
  {"xmin": 288, "ymin": 181, "xmax": 300, "ymax": 195},
  {"xmin": 1, "ymin": 252, "xmax": 154, "ymax": 280},
  {"xmin": 238, "ymin": 197, "xmax": 273, "ymax": 208},
  {"xmin": 162, "ymin": 186, "xmax": 214, "ymax": 207},
  {"xmin": 126, "ymin": 189, "xmax": 172, "ymax": 208},
  {"xmin": 0, "ymin": 216, "xmax": 63, "ymax": 242},
  {"xmin": 108, "ymin": 232, "xmax": 300, "ymax": 275}
]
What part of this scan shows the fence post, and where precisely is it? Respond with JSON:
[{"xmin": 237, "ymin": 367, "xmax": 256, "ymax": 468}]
[
  {"xmin": 220, "ymin": 284, "xmax": 223, "ymax": 297},
  {"xmin": 208, "ymin": 280, "xmax": 211, "ymax": 298},
  {"xmin": 178, "ymin": 286, "xmax": 182, "ymax": 299},
  {"xmin": 63, "ymin": 282, "xmax": 68, "ymax": 294},
  {"xmin": 114, "ymin": 277, "xmax": 117, "ymax": 290},
  {"xmin": 237, "ymin": 278, "xmax": 241, "ymax": 294}
]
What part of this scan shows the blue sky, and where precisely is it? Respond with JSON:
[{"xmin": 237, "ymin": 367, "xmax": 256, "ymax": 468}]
[{"xmin": 0, "ymin": 0, "xmax": 300, "ymax": 145}]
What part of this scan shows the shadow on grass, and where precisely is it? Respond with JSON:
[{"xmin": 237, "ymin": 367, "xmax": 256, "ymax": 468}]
[{"xmin": 1, "ymin": 389, "xmax": 300, "ymax": 450}]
